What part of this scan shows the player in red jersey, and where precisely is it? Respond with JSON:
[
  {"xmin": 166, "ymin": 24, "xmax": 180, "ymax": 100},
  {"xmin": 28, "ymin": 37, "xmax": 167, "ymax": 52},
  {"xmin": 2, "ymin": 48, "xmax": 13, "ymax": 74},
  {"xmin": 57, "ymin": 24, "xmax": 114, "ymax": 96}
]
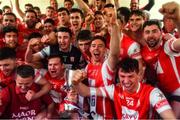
[
  {"xmin": 72, "ymin": 57, "xmax": 176, "ymax": 119},
  {"xmin": 141, "ymin": 1, "xmax": 180, "ymax": 118},
  {"xmin": 82, "ymin": 11, "xmax": 122, "ymax": 118},
  {"xmin": 0, "ymin": 65, "xmax": 54, "ymax": 119},
  {"xmin": 0, "ymin": 47, "xmax": 51, "ymax": 102},
  {"xmin": 44, "ymin": 55, "xmax": 67, "ymax": 111}
]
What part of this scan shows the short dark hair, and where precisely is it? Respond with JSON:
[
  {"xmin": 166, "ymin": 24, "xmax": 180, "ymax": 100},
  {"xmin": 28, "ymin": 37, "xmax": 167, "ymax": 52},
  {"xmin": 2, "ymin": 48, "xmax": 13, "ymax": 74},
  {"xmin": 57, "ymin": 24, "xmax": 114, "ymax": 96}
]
[
  {"xmin": 94, "ymin": 11, "xmax": 104, "ymax": 16},
  {"xmin": 57, "ymin": 27, "xmax": 72, "ymax": 38},
  {"xmin": 3, "ymin": 12, "xmax": 17, "ymax": 20},
  {"xmin": 77, "ymin": 29, "xmax": 92, "ymax": 41},
  {"xmin": 104, "ymin": 3, "xmax": 114, "ymax": 9},
  {"xmin": 2, "ymin": 5, "xmax": 11, "ymax": 13},
  {"xmin": 44, "ymin": 18, "xmax": 55, "ymax": 26},
  {"xmin": 0, "ymin": 47, "xmax": 16, "ymax": 60},
  {"xmin": 16, "ymin": 65, "xmax": 35, "ymax": 78},
  {"xmin": 47, "ymin": 54, "xmax": 63, "ymax": 64},
  {"xmin": 3, "ymin": 26, "xmax": 18, "ymax": 37},
  {"xmin": 64, "ymin": 0, "xmax": 74, "ymax": 5},
  {"xmin": 33, "ymin": 6, "xmax": 40, "ymax": 11},
  {"xmin": 70, "ymin": 8, "xmax": 84, "ymax": 19},
  {"xmin": 117, "ymin": 7, "xmax": 131, "ymax": 24},
  {"xmin": 58, "ymin": 7, "xmax": 70, "ymax": 15},
  {"xmin": 25, "ymin": 3, "xmax": 33, "ymax": 9},
  {"xmin": 118, "ymin": 57, "xmax": 139, "ymax": 73},
  {"xmin": 91, "ymin": 35, "xmax": 106, "ymax": 46},
  {"xmin": 0, "ymin": 9, "xmax": 2, "ymax": 15},
  {"xmin": 130, "ymin": 10, "xmax": 145, "ymax": 19},
  {"xmin": 28, "ymin": 32, "xmax": 42, "ymax": 41},
  {"xmin": 46, "ymin": 6, "xmax": 54, "ymax": 10},
  {"xmin": 143, "ymin": 19, "xmax": 162, "ymax": 31},
  {"xmin": 25, "ymin": 9, "xmax": 37, "ymax": 18}
]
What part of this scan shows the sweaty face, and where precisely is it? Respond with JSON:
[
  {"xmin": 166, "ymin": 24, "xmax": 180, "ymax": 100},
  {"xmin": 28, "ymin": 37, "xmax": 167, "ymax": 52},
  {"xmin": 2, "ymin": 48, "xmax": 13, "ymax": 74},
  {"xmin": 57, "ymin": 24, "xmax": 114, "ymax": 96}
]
[
  {"xmin": 0, "ymin": 58, "xmax": 16, "ymax": 76},
  {"xmin": 129, "ymin": 15, "xmax": 144, "ymax": 32},
  {"xmin": 143, "ymin": 25, "xmax": 162, "ymax": 49},
  {"xmin": 2, "ymin": 15, "xmax": 16, "ymax": 27},
  {"xmin": 90, "ymin": 39, "xmax": 106, "ymax": 63},
  {"xmin": 57, "ymin": 32, "xmax": 71, "ymax": 52},
  {"xmin": 70, "ymin": 12, "xmax": 83, "ymax": 32},
  {"xmin": 48, "ymin": 57, "xmax": 64, "ymax": 78},
  {"xmin": 16, "ymin": 75, "xmax": 33, "ymax": 93},
  {"xmin": 118, "ymin": 69, "xmax": 139, "ymax": 93},
  {"xmin": 4, "ymin": 32, "xmax": 18, "ymax": 49}
]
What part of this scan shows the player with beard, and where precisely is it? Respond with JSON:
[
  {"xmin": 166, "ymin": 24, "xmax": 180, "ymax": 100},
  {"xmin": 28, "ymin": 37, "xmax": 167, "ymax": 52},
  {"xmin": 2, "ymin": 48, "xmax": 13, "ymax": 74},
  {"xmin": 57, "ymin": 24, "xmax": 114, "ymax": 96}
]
[
  {"xmin": 141, "ymin": 1, "xmax": 180, "ymax": 118},
  {"xmin": 22, "ymin": 10, "xmax": 40, "ymax": 40}
]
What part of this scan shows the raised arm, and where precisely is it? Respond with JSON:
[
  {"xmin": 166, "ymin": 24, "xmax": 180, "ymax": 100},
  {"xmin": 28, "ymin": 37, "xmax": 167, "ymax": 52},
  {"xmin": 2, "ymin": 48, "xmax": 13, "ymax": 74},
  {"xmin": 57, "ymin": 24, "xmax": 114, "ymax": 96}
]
[
  {"xmin": 25, "ymin": 39, "xmax": 43, "ymax": 64},
  {"xmin": 107, "ymin": 9, "xmax": 122, "ymax": 71},
  {"xmin": 142, "ymin": 0, "xmax": 155, "ymax": 11},
  {"xmin": 15, "ymin": 0, "xmax": 25, "ymax": 19},
  {"xmin": 159, "ymin": 2, "xmax": 180, "ymax": 52},
  {"xmin": 75, "ymin": 0, "xmax": 92, "ymax": 14},
  {"xmin": 9, "ymin": 0, "xmax": 13, "ymax": 12}
]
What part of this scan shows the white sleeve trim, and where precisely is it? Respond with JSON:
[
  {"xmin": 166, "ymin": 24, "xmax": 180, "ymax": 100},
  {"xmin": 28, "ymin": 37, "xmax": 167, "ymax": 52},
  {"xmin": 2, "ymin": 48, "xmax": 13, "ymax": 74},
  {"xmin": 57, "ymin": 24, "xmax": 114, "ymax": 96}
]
[
  {"xmin": 128, "ymin": 42, "xmax": 142, "ymax": 59},
  {"xmin": 39, "ymin": 46, "xmax": 50, "ymax": 59},
  {"xmin": 164, "ymin": 39, "xmax": 180, "ymax": 57},
  {"xmin": 150, "ymin": 88, "xmax": 171, "ymax": 113}
]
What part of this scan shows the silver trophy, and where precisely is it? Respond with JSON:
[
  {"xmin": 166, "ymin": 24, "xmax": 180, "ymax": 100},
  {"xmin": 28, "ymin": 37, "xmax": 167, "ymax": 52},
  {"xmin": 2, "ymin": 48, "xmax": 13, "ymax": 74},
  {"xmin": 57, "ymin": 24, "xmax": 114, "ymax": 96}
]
[{"xmin": 65, "ymin": 69, "xmax": 74, "ymax": 90}]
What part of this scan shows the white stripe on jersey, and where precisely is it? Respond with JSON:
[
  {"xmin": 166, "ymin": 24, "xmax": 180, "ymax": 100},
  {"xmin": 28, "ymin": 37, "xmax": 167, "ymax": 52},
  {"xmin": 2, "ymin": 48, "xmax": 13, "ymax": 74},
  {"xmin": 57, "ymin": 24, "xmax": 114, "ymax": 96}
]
[
  {"xmin": 101, "ymin": 60, "xmax": 114, "ymax": 85},
  {"xmin": 169, "ymin": 56, "xmax": 180, "ymax": 84},
  {"xmin": 128, "ymin": 42, "xmax": 142, "ymax": 59},
  {"xmin": 102, "ymin": 84, "xmax": 115, "ymax": 100},
  {"xmin": 150, "ymin": 88, "xmax": 171, "ymax": 113}
]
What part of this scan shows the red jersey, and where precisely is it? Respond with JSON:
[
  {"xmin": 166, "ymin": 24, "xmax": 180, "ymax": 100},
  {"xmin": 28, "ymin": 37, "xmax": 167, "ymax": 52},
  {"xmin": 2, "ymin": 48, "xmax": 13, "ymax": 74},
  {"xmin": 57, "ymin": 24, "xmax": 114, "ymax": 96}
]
[
  {"xmin": 45, "ymin": 72, "xmax": 67, "ymax": 104},
  {"xmin": 155, "ymin": 39, "xmax": 180, "ymax": 94},
  {"xmin": 142, "ymin": 37, "xmax": 180, "ymax": 94},
  {"xmin": 120, "ymin": 34, "xmax": 141, "ymax": 60},
  {"xmin": 86, "ymin": 60, "xmax": 115, "ymax": 119},
  {"xmin": 0, "ymin": 82, "xmax": 53, "ymax": 119},
  {"xmin": 0, "ymin": 70, "xmax": 15, "ymax": 88},
  {"xmin": 100, "ymin": 83, "xmax": 171, "ymax": 119}
]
